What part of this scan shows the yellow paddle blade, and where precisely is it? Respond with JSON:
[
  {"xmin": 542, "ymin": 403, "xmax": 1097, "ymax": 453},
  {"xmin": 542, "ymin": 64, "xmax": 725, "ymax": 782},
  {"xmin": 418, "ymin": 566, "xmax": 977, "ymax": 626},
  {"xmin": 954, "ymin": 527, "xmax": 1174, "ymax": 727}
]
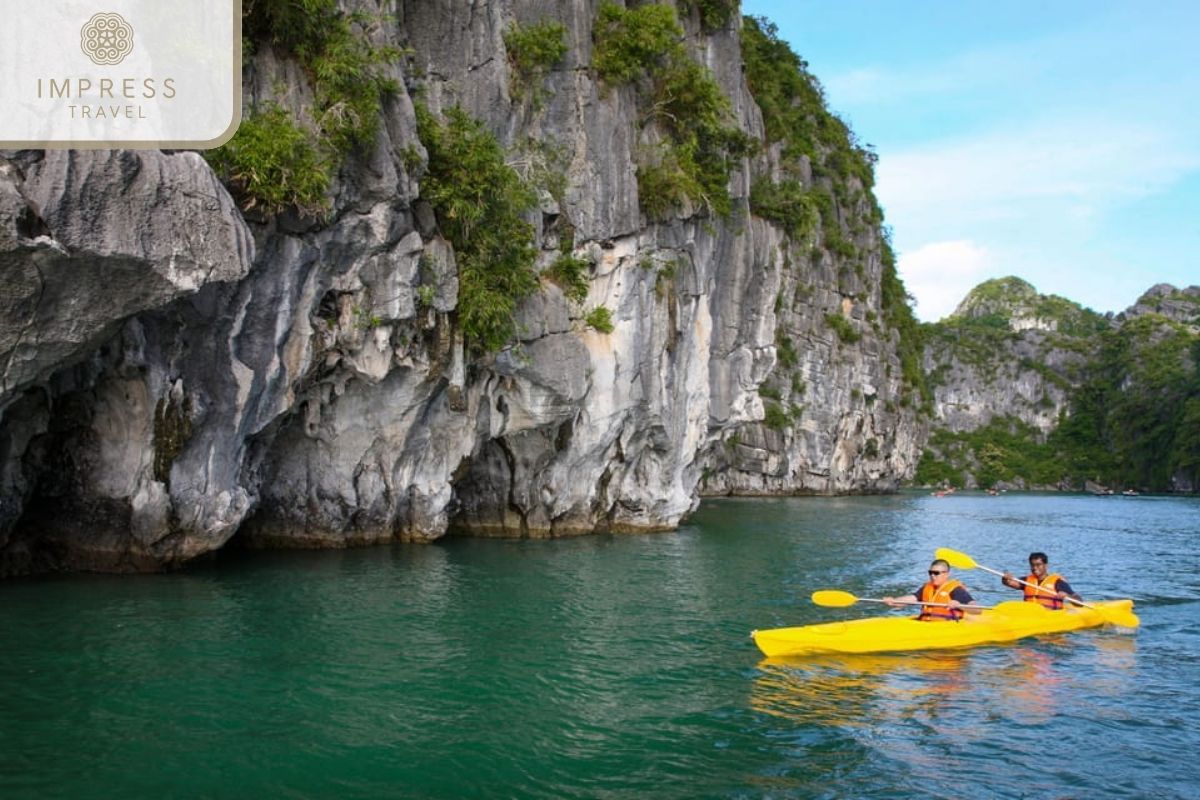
[
  {"xmin": 811, "ymin": 590, "xmax": 858, "ymax": 607},
  {"xmin": 935, "ymin": 547, "xmax": 977, "ymax": 569}
]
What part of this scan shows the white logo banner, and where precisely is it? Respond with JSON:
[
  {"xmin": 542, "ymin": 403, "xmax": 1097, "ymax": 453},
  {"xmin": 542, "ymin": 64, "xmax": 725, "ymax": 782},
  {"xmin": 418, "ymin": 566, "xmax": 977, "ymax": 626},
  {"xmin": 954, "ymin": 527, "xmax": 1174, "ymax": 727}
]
[{"xmin": 0, "ymin": 0, "xmax": 240, "ymax": 148}]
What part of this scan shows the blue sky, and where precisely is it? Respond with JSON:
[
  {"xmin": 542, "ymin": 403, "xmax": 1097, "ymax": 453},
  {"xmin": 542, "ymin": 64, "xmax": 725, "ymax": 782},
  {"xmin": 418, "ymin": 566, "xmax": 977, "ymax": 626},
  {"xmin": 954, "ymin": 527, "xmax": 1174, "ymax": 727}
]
[{"xmin": 741, "ymin": 1, "xmax": 1200, "ymax": 321}]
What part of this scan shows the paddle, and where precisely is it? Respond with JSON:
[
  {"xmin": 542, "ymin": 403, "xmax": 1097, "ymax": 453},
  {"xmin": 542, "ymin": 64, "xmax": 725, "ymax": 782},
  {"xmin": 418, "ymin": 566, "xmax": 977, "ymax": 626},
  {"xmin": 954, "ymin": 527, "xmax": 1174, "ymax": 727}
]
[
  {"xmin": 934, "ymin": 548, "xmax": 1140, "ymax": 628},
  {"xmin": 811, "ymin": 589, "xmax": 992, "ymax": 611}
]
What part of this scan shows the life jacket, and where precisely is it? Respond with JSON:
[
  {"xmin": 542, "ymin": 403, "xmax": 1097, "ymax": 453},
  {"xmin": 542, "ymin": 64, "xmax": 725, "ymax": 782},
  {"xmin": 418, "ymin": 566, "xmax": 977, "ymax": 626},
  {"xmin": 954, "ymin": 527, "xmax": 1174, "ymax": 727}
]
[
  {"xmin": 919, "ymin": 579, "xmax": 965, "ymax": 621},
  {"xmin": 1023, "ymin": 573, "xmax": 1065, "ymax": 609}
]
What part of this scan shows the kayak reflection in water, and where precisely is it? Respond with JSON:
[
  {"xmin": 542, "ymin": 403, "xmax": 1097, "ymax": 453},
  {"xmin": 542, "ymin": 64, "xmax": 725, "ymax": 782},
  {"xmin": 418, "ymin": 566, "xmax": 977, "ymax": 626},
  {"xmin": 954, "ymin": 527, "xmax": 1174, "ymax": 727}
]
[
  {"xmin": 882, "ymin": 559, "xmax": 982, "ymax": 621},
  {"xmin": 1001, "ymin": 551, "xmax": 1082, "ymax": 610}
]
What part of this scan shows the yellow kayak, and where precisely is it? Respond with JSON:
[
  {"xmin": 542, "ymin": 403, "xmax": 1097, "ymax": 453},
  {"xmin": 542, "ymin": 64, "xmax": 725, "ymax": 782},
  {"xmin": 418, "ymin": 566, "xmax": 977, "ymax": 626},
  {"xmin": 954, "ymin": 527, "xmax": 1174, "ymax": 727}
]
[{"xmin": 751, "ymin": 599, "xmax": 1137, "ymax": 658}]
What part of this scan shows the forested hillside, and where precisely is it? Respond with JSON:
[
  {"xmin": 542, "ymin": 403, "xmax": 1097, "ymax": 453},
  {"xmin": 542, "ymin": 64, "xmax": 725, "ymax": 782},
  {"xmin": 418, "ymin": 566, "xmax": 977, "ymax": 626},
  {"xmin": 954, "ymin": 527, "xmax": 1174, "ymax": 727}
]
[{"xmin": 916, "ymin": 279, "xmax": 1199, "ymax": 492}]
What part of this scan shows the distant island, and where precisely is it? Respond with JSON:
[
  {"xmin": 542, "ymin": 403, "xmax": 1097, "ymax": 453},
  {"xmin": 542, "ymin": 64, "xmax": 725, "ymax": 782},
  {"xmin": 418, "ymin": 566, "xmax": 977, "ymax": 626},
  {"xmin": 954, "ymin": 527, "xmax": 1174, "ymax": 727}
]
[{"xmin": 915, "ymin": 277, "xmax": 1199, "ymax": 493}]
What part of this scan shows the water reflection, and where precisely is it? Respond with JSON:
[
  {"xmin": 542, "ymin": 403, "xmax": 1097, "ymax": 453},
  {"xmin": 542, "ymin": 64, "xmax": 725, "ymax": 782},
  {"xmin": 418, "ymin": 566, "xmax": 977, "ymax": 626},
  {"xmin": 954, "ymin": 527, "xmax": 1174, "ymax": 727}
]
[
  {"xmin": 1089, "ymin": 630, "xmax": 1138, "ymax": 668},
  {"xmin": 751, "ymin": 651, "xmax": 972, "ymax": 727},
  {"xmin": 752, "ymin": 632, "xmax": 1142, "ymax": 739},
  {"xmin": 991, "ymin": 646, "xmax": 1067, "ymax": 724}
]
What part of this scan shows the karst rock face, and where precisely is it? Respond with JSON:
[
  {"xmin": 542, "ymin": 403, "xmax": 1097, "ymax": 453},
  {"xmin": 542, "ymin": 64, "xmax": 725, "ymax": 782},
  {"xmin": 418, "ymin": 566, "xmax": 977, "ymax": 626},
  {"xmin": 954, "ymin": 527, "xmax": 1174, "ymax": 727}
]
[
  {"xmin": 917, "ymin": 276, "xmax": 1200, "ymax": 492},
  {"xmin": 0, "ymin": 2, "xmax": 923, "ymax": 575}
]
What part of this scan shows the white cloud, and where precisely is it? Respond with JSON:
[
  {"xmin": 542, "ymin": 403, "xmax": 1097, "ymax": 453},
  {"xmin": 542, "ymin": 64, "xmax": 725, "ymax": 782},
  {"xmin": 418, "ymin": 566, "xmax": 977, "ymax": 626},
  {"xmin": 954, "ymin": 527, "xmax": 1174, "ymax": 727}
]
[
  {"xmin": 876, "ymin": 118, "xmax": 1200, "ymax": 245},
  {"xmin": 874, "ymin": 118, "xmax": 1200, "ymax": 321},
  {"xmin": 897, "ymin": 240, "xmax": 994, "ymax": 322}
]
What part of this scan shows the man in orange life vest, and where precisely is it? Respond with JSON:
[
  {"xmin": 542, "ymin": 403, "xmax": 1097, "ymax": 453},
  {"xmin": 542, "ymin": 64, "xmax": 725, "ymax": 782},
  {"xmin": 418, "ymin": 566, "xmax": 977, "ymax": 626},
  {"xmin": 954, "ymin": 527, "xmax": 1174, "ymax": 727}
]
[
  {"xmin": 882, "ymin": 558, "xmax": 980, "ymax": 621},
  {"xmin": 1001, "ymin": 552, "xmax": 1082, "ymax": 610}
]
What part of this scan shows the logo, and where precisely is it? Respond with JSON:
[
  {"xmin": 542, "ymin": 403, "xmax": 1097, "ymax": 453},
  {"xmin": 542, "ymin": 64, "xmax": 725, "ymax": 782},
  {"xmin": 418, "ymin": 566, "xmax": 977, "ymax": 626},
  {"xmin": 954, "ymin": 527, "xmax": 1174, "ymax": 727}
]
[
  {"xmin": 80, "ymin": 12, "xmax": 135, "ymax": 66},
  {"xmin": 3, "ymin": 0, "xmax": 240, "ymax": 148}
]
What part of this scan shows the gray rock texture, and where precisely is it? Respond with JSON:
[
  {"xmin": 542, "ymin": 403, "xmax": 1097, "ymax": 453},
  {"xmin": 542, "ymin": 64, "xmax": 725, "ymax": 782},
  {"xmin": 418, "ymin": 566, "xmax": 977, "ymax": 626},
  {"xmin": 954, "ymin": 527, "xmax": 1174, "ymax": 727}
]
[
  {"xmin": 923, "ymin": 328, "xmax": 1086, "ymax": 439},
  {"xmin": 918, "ymin": 277, "xmax": 1199, "ymax": 491},
  {"xmin": 1118, "ymin": 283, "xmax": 1200, "ymax": 326},
  {"xmin": 0, "ymin": 150, "xmax": 253, "ymax": 571},
  {"xmin": 1, "ymin": 150, "xmax": 252, "ymax": 398},
  {"xmin": 921, "ymin": 278, "xmax": 1104, "ymax": 441},
  {"xmin": 0, "ymin": 2, "xmax": 926, "ymax": 574}
]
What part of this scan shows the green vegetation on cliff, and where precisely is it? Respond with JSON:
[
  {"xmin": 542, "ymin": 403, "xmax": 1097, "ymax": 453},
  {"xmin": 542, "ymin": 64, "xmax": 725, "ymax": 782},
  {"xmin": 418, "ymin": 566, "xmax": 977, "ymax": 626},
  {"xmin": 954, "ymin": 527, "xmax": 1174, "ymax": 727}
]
[
  {"xmin": 915, "ymin": 416, "xmax": 1064, "ymax": 489},
  {"xmin": 208, "ymin": 0, "xmax": 401, "ymax": 214},
  {"xmin": 585, "ymin": 307, "xmax": 616, "ymax": 334},
  {"xmin": 741, "ymin": 17, "xmax": 927, "ymax": 407},
  {"xmin": 1051, "ymin": 315, "xmax": 1200, "ymax": 489},
  {"xmin": 679, "ymin": 0, "xmax": 738, "ymax": 32},
  {"xmin": 592, "ymin": 2, "xmax": 754, "ymax": 219},
  {"xmin": 1128, "ymin": 287, "xmax": 1200, "ymax": 330},
  {"xmin": 204, "ymin": 106, "xmax": 332, "ymax": 216},
  {"xmin": 918, "ymin": 278, "xmax": 1200, "ymax": 492},
  {"xmin": 952, "ymin": 277, "xmax": 1108, "ymax": 337},
  {"xmin": 881, "ymin": 240, "xmax": 930, "ymax": 407},
  {"xmin": 740, "ymin": 17, "xmax": 874, "ymax": 187},
  {"xmin": 924, "ymin": 277, "xmax": 1107, "ymax": 394},
  {"xmin": 504, "ymin": 20, "xmax": 568, "ymax": 104},
  {"xmin": 924, "ymin": 313, "xmax": 1017, "ymax": 377},
  {"xmin": 415, "ymin": 106, "xmax": 539, "ymax": 352},
  {"xmin": 825, "ymin": 313, "xmax": 861, "ymax": 344},
  {"xmin": 592, "ymin": 3, "xmax": 680, "ymax": 85},
  {"xmin": 546, "ymin": 253, "xmax": 592, "ymax": 304},
  {"xmin": 953, "ymin": 276, "xmax": 1038, "ymax": 316},
  {"xmin": 748, "ymin": 177, "xmax": 817, "ymax": 240}
]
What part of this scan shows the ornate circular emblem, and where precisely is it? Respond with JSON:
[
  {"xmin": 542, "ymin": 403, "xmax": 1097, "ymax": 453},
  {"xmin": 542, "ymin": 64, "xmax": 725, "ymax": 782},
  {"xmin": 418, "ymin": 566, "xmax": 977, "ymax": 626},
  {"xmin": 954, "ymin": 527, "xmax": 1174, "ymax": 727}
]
[{"xmin": 80, "ymin": 12, "xmax": 134, "ymax": 66}]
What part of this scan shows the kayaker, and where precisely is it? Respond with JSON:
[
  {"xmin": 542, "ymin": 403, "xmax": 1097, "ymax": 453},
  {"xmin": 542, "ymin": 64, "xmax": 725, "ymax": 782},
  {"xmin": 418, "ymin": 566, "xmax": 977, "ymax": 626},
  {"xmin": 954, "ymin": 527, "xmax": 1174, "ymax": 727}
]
[
  {"xmin": 883, "ymin": 559, "xmax": 980, "ymax": 621},
  {"xmin": 1001, "ymin": 552, "xmax": 1082, "ymax": 610}
]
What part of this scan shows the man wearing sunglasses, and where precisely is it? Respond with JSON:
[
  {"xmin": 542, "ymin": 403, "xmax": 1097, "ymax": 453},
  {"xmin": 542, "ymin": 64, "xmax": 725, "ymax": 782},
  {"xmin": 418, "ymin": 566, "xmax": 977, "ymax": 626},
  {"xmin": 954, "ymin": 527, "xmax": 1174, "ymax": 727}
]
[
  {"xmin": 883, "ymin": 559, "xmax": 979, "ymax": 621},
  {"xmin": 1001, "ymin": 552, "xmax": 1081, "ymax": 610}
]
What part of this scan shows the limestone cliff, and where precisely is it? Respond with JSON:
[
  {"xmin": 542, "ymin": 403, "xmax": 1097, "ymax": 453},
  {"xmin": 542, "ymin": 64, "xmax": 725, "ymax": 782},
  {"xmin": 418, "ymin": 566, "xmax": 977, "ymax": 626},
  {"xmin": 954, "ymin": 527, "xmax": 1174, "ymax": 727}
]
[
  {"xmin": 918, "ymin": 277, "xmax": 1200, "ymax": 492},
  {"xmin": 0, "ymin": 1, "xmax": 922, "ymax": 575},
  {"xmin": 922, "ymin": 277, "xmax": 1108, "ymax": 440}
]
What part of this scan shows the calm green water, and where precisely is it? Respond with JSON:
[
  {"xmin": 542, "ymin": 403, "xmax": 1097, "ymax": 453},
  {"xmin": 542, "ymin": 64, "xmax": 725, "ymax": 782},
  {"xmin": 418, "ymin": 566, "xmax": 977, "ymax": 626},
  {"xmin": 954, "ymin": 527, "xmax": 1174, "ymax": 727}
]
[{"xmin": 2, "ymin": 493, "xmax": 1198, "ymax": 799}]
